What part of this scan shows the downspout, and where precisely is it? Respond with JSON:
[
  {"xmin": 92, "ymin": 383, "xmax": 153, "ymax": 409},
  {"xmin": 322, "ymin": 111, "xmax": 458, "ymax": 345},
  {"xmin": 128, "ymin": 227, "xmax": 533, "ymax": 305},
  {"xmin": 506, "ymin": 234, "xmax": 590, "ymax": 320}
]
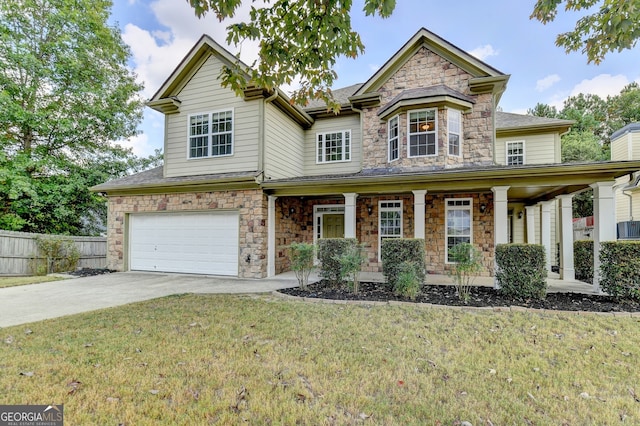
[{"xmin": 622, "ymin": 189, "xmax": 633, "ymax": 221}]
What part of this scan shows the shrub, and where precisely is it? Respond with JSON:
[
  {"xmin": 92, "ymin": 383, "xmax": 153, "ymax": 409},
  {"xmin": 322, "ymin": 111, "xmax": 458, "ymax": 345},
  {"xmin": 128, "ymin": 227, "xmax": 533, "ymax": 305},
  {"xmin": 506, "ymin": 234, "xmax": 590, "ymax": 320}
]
[
  {"xmin": 317, "ymin": 238, "xmax": 358, "ymax": 286},
  {"xmin": 447, "ymin": 243, "xmax": 483, "ymax": 302},
  {"xmin": 574, "ymin": 240, "xmax": 594, "ymax": 283},
  {"xmin": 394, "ymin": 261, "xmax": 422, "ymax": 300},
  {"xmin": 381, "ymin": 238, "xmax": 426, "ymax": 290},
  {"xmin": 495, "ymin": 244, "xmax": 547, "ymax": 300},
  {"xmin": 599, "ymin": 241, "xmax": 640, "ymax": 300},
  {"xmin": 289, "ymin": 242, "xmax": 315, "ymax": 289},
  {"xmin": 338, "ymin": 243, "xmax": 366, "ymax": 294},
  {"xmin": 30, "ymin": 236, "xmax": 80, "ymax": 275}
]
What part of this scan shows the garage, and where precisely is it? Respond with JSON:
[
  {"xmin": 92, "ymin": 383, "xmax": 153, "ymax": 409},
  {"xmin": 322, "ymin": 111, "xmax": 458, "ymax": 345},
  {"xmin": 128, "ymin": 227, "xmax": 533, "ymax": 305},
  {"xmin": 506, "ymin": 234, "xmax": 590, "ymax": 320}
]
[{"xmin": 129, "ymin": 211, "xmax": 239, "ymax": 276}]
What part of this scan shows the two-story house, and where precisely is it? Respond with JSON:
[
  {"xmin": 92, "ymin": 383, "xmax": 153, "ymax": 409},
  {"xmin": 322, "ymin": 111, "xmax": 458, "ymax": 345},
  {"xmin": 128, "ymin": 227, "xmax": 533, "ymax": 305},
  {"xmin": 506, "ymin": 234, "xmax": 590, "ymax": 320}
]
[{"xmin": 92, "ymin": 28, "xmax": 640, "ymax": 289}]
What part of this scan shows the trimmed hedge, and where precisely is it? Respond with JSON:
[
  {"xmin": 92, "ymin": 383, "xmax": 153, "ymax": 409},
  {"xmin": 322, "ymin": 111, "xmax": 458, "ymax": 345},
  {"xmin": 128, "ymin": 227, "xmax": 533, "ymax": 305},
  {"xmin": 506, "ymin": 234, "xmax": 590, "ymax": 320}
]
[
  {"xmin": 600, "ymin": 241, "xmax": 640, "ymax": 300},
  {"xmin": 381, "ymin": 238, "xmax": 426, "ymax": 290},
  {"xmin": 317, "ymin": 238, "xmax": 358, "ymax": 286},
  {"xmin": 574, "ymin": 240, "xmax": 594, "ymax": 283},
  {"xmin": 495, "ymin": 244, "xmax": 547, "ymax": 300}
]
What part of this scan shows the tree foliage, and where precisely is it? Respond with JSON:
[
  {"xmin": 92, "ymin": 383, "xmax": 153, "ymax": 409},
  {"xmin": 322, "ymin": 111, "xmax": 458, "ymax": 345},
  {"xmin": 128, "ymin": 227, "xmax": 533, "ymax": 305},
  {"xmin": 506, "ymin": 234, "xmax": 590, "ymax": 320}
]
[
  {"xmin": 531, "ymin": 0, "xmax": 640, "ymax": 64},
  {"xmin": 0, "ymin": 0, "xmax": 151, "ymax": 235}
]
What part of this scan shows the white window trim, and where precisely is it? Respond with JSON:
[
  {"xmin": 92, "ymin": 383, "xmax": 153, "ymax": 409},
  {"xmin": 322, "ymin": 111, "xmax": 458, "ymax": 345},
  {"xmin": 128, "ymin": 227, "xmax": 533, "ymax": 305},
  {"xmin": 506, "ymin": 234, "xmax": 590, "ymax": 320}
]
[
  {"xmin": 506, "ymin": 140, "xmax": 525, "ymax": 165},
  {"xmin": 388, "ymin": 115, "xmax": 400, "ymax": 162},
  {"xmin": 447, "ymin": 108, "xmax": 462, "ymax": 157},
  {"xmin": 378, "ymin": 200, "xmax": 403, "ymax": 261},
  {"xmin": 445, "ymin": 198, "xmax": 473, "ymax": 264},
  {"xmin": 407, "ymin": 108, "xmax": 438, "ymax": 158},
  {"xmin": 316, "ymin": 130, "xmax": 352, "ymax": 164},
  {"xmin": 187, "ymin": 108, "xmax": 234, "ymax": 159}
]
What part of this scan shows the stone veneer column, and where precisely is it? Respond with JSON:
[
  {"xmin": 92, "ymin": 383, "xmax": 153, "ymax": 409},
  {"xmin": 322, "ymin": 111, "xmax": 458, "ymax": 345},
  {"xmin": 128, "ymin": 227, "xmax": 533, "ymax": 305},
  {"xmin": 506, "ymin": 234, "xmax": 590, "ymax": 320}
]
[
  {"xmin": 525, "ymin": 205, "xmax": 537, "ymax": 243},
  {"xmin": 591, "ymin": 181, "xmax": 616, "ymax": 293},
  {"xmin": 492, "ymin": 186, "xmax": 510, "ymax": 288},
  {"xmin": 267, "ymin": 195, "xmax": 277, "ymax": 277},
  {"xmin": 343, "ymin": 193, "xmax": 358, "ymax": 239},
  {"xmin": 412, "ymin": 190, "xmax": 427, "ymax": 239},
  {"xmin": 557, "ymin": 194, "xmax": 575, "ymax": 281},
  {"xmin": 540, "ymin": 201, "xmax": 553, "ymax": 273}
]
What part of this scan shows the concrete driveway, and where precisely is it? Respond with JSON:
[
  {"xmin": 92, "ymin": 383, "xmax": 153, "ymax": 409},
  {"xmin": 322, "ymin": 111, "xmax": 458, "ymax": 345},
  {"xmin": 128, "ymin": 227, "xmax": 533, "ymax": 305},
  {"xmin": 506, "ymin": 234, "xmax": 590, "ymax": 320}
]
[{"xmin": 0, "ymin": 272, "xmax": 299, "ymax": 328}]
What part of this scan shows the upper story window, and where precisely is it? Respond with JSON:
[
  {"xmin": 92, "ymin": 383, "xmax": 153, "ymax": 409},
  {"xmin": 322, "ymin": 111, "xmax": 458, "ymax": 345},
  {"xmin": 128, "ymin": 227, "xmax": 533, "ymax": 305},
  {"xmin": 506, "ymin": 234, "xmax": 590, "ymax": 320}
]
[
  {"xmin": 388, "ymin": 115, "xmax": 399, "ymax": 162},
  {"xmin": 506, "ymin": 140, "xmax": 524, "ymax": 165},
  {"xmin": 188, "ymin": 110, "xmax": 233, "ymax": 158},
  {"xmin": 448, "ymin": 109, "xmax": 461, "ymax": 157},
  {"xmin": 445, "ymin": 198, "xmax": 472, "ymax": 263},
  {"xmin": 408, "ymin": 109, "xmax": 437, "ymax": 157},
  {"xmin": 317, "ymin": 130, "xmax": 351, "ymax": 163}
]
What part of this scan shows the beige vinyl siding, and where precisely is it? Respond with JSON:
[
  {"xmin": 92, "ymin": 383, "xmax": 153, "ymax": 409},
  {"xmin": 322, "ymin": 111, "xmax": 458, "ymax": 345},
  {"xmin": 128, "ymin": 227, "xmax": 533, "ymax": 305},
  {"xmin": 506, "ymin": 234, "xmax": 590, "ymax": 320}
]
[
  {"xmin": 510, "ymin": 204, "xmax": 525, "ymax": 243},
  {"xmin": 164, "ymin": 54, "xmax": 260, "ymax": 178},
  {"xmin": 264, "ymin": 102, "xmax": 304, "ymax": 179},
  {"xmin": 304, "ymin": 115, "xmax": 362, "ymax": 176},
  {"xmin": 495, "ymin": 133, "xmax": 560, "ymax": 165},
  {"xmin": 531, "ymin": 201, "xmax": 558, "ymax": 267},
  {"xmin": 611, "ymin": 134, "xmax": 629, "ymax": 160},
  {"xmin": 615, "ymin": 174, "xmax": 640, "ymax": 222}
]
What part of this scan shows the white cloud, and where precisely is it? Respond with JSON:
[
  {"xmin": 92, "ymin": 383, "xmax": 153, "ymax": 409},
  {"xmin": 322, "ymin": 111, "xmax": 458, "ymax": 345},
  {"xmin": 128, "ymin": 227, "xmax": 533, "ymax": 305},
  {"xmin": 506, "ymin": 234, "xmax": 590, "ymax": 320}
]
[
  {"xmin": 469, "ymin": 44, "xmax": 499, "ymax": 61},
  {"xmin": 123, "ymin": 133, "xmax": 151, "ymax": 157},
  {"xmin": 536, "ymin": 74, "xmax": 560, "ymax": 92},
  {"xmin": 569, "ymin": 74, "xmax": 630, "ymax": 99}
]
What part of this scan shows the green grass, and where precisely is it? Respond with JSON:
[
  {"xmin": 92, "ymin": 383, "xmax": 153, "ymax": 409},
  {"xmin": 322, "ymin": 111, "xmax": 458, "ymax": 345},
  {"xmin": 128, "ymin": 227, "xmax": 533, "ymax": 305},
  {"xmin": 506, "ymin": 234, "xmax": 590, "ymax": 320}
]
[
  {"xmin": 0, "ymin": 275, "xmax": 64, "ymax": 288},
  {"xmin": 0, "ymin": 294, "xmax": 638, "ymax": 424}
]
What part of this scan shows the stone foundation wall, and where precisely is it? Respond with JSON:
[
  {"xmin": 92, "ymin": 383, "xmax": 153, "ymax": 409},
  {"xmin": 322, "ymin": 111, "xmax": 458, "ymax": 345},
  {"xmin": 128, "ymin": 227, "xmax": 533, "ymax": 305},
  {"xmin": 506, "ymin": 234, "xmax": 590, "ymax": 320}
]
[{"xmin": 106, "ymin": 189, "xmax": 268, "ymax": 278}]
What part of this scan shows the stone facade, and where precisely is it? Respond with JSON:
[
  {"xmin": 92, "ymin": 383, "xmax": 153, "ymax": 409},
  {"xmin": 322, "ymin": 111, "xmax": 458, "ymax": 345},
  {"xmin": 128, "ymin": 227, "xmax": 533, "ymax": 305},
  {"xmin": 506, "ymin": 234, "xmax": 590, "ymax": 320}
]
[
  {"xmin": 361, "ymin": 47, "xmax": 495, "ymax": 170},
  {"xmin": 106, "ymin": 189, "xmax": 268, "ymax": 278},
  {"xmin": 275, "ymin": 192, "xmax": 494, "ymax": 277}
]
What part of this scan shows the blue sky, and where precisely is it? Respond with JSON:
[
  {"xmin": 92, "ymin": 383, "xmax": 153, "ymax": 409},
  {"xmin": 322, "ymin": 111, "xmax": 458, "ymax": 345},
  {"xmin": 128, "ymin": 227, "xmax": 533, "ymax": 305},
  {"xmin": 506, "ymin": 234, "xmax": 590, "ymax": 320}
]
[{"xmin": 110, "ymin": 0, "xmax": 640, "ymax": 157}]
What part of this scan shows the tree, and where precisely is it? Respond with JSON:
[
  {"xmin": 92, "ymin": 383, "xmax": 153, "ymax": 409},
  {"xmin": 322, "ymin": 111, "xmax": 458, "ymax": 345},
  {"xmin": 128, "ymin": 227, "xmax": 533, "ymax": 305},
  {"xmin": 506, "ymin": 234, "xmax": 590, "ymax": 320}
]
[
  {"xmin": 531, "ymin": 0, "xmax": 640, "ymax": 64},
  {"xmin": 528, "ymin": 103, "xmax": 558, "ymax": 118},
  {"xmin": 0, "ymin": 0, "xmax": 147, "ymax": 235}
]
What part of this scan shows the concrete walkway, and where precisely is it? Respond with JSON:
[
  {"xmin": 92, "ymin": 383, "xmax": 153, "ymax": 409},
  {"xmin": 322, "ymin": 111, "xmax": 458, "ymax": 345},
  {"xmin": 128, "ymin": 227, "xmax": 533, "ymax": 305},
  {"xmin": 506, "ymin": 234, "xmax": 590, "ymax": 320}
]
[
  {"xmin": 0, "ymin": 270, "xmax": 595, "ymax": 328},
  {"xmin": 0, "ymin": 272, "xmax": 299, "ymax": 328}
]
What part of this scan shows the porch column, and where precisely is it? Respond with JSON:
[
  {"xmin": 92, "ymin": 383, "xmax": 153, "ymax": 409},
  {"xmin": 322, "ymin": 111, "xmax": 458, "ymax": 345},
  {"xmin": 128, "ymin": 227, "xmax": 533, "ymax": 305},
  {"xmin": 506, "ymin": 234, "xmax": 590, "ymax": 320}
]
[
  {"xmin": 525, "ymin": 205, "xmax": 537, "ymax": 243},
  {"xmin": 491, "ymin": 186, "xmax": 510, "ymax": 289},
  {"xmin": 412, "ymin": 190, "xmax": 427, "ymax": 239},
  {"xmin": 540, "ymin": 201, "xmax": 553, "ymax": 273},
  {"xmin": 591, "ymin": 181, "xmax": 616, "ymax": 293},
  {"xmin": 557, "ymin": 194, "xmax": 575, "ymax": 281},
  {"xmin": 343, "ymin": 193, "xmax": 358, "ymax": 239},
  {"xmin": 267, "ymin": 195, "xmax": 277, "ymax": 277}
]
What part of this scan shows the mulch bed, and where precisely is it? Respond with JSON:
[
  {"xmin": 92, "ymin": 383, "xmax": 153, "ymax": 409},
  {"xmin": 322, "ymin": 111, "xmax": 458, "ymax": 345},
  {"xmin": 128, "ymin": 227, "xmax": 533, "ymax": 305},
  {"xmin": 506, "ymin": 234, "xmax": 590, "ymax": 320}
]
[{"xmin": 279, "ymin": 281, "xmax": 640, "ymax": 313}]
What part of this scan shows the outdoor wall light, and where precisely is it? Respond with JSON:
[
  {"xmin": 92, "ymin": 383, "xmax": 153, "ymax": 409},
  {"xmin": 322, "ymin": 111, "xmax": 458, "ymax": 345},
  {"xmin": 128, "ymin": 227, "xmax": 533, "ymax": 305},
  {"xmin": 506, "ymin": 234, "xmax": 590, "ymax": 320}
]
[
  {"xmin": 367, "ymin": 206, "xmax": 373, "ymax": 215},
  {"xmin": 289, "ymin": 207, "xmax": 296, "ymax": 216},
  {"xmin": 518, "ymin": 211, "xmax": 524, "ymax": 219},
  {"xmin": 479, "ymin": 203, "xmax": 487, "ymax": 213}
]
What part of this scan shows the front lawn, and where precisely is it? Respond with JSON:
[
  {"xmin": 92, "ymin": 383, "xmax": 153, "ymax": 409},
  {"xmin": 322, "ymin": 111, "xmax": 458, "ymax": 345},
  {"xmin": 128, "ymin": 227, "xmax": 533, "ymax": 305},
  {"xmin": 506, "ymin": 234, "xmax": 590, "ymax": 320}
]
[
  {"xmin": 0, "ymin": 275, "xmax": 64, "ymax": 288},
  {"xmin": 0, "ymin": 294, "xmax": 638, "ymax": 424}
]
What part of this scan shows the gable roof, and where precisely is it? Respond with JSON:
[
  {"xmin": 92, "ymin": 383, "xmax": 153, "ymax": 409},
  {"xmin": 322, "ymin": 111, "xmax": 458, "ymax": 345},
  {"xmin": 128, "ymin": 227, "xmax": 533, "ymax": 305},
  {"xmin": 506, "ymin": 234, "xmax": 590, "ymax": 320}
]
[
  {"xmin": 353, "ymin": 28, "xmax": 509, "ymax": 98},
  {"xmin": 496, "ymin": 112, "xmax": 574, "ymax": 135}
]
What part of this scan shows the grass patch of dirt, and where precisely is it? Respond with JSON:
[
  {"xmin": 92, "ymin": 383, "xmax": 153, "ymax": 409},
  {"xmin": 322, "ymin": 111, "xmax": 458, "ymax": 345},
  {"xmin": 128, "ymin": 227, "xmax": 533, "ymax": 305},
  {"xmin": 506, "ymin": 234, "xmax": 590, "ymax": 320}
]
[
  {"xmin": 1, "ymin": 294, "xmax": 639, "ymax": 424},
  {"xmin": 0, "ymin": 276, "xmax": 64, "ymax": 288}
]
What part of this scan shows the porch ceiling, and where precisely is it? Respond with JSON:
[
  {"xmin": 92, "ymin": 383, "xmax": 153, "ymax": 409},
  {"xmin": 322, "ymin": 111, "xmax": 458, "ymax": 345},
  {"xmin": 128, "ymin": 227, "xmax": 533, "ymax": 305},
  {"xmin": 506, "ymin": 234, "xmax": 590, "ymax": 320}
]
[{"xmin": 263, "ymin": 161, "xmax": 640, "ymax": 204}]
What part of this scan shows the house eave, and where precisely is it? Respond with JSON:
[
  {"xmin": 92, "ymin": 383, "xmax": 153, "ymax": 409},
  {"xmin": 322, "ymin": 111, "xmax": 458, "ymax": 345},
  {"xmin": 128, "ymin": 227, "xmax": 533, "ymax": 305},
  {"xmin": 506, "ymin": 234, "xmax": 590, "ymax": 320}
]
[
  {"xmin": 497, "ymin": 123, "xmax": 573, "ymax": 137},
  {"xmin": 378, "ymin": 96, "xmax": 474, "ymax": 120},
  {"xmin": 91, "ymin": 174, "xmax": 261, "ymax": 196}
]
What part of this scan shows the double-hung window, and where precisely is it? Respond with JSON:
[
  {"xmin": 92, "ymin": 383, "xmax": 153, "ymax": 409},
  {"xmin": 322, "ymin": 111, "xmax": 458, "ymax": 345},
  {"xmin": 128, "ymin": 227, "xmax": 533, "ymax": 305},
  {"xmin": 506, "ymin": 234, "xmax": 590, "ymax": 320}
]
[
  {"xmin": 388, "ymin": 115, "xmax": 399, "ymax": 162},
  {"xmin": 408, "ymin": 109, "xmax": 437, "ymax": 157},
  {"xmin": 448, "ymin": 109, "xmax": 461, "ymax": 156},
  {"xmin": 317, "ymin": 130, "xmax": 351, "ymax": 163},
  {"xmin": 379, "ymin": 200, "xmax": 403, "ymax": 259},
  {"xmin": 445, "ymin": 198, "xmax": 472, "ymax": 263},
  {"xmin": 506, "ymin": 141, "xmax": 524, "ymax": 165},
  {"xmin": 188, "ymin": 110, "xmax": 233, "ymax": 158}
]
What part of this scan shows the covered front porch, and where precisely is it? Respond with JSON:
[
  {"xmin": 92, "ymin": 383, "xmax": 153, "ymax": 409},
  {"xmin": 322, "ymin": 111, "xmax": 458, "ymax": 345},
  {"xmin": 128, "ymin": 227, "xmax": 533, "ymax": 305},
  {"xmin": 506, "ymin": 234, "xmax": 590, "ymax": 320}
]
[{"xmin": 264, "ymin": 161, "xmax": 640, "ymax": 292}]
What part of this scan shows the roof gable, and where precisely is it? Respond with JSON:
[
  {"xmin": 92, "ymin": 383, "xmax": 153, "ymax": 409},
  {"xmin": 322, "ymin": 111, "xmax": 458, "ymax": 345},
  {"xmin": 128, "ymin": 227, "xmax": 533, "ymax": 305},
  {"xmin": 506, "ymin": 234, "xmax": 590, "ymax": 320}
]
[{"xmin": 353, "ymin": 28, "xmax": 509, "ymax": 97}]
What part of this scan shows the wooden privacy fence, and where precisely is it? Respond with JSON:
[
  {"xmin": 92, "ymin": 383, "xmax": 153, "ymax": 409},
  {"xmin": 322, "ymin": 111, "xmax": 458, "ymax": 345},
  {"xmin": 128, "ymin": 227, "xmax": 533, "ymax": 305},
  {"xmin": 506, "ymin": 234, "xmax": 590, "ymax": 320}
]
[{"xmin": 0, "ymin": 230, "xmax": 107, "ymax": 275}]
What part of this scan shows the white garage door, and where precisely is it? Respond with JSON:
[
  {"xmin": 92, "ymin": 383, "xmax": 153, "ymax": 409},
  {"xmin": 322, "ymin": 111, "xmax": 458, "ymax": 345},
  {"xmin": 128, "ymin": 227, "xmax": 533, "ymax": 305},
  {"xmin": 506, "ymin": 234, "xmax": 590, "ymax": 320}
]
[{"xmin": 129, "ymin": 212, "xmax": 239, "ymax": 276}]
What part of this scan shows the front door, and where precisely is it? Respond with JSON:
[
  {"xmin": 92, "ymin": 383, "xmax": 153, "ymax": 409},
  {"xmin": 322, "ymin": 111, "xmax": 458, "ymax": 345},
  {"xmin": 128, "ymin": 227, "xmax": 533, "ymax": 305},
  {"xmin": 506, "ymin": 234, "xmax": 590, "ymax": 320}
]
[{"xmin": 323, "ymin": 214, "xmax": 345, "ymax": 238}]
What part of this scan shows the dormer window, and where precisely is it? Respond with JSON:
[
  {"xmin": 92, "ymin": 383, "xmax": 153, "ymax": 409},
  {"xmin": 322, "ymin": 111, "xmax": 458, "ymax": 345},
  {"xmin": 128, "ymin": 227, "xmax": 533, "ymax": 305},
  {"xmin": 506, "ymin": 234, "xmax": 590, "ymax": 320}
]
[{"xmin": 408, "ymin": 109, "xmax": 437, "ymax": 157}]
